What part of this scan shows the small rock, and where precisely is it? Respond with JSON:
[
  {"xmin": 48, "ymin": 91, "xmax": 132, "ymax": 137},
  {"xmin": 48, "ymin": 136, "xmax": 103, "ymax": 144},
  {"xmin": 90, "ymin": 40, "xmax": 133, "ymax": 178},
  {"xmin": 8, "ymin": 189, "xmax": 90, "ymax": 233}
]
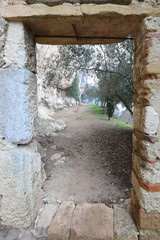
[
  {"xmin": 42, "ymin": 198, "xmax": 48, "ymax": 204},
  {"xmin": 50, "ymin": 153, "xmax": 62, "ymax": 161},
  {"xmin": 55, "ymin": 160, "xmax": 65, "ymax": 166},
  {"xmin": 36, "ymin": 204, "xmax": 58, "ymax": 236},
  {"xmin": 31, "ymin": 229, "xmax": 41, "ymax": 238},
  {"xmin": 51, "ymin": 145, "xmax": 57, "ymax": 150},
  {"xmin": 37, "ymin": 142, "xmax": 46, "ymax": 158}
]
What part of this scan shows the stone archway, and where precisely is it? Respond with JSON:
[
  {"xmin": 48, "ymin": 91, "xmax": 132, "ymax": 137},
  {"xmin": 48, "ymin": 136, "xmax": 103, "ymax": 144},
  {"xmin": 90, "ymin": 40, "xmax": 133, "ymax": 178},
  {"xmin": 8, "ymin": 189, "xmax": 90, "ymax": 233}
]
[{"xmin": 1, "ymin": 1, "xmax": 160, "ymax": 239}]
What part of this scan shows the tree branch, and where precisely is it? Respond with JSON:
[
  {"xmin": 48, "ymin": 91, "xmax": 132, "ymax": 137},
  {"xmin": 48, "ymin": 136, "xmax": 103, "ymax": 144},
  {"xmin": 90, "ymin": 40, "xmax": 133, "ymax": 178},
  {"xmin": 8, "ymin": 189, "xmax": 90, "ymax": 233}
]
[{"xmin": 116, "ymin": 94, "xmax": 133, "ymax": 115}]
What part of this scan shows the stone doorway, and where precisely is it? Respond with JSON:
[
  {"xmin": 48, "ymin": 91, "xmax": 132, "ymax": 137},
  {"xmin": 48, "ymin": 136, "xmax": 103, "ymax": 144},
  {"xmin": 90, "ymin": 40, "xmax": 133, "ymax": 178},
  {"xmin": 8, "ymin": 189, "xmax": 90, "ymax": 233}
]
[{"xmin": 0, "ymin": 1, "xmax": 160, "ymax": 239}]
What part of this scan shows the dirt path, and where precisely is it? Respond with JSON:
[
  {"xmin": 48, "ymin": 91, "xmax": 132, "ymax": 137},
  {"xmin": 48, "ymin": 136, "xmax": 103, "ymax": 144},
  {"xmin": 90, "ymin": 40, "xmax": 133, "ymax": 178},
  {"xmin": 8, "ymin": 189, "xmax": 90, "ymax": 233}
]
[{"xmin": 41, "ymin": 104, "xmax": 133, "ymax": 207}]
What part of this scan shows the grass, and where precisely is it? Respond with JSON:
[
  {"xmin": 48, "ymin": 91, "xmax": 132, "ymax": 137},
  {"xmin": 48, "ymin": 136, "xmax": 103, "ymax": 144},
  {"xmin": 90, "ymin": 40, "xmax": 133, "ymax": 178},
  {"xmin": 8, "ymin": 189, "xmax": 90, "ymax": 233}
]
[
  {"xmin": 90, "ymin": 105, "xmax": 107, "ymax": 119},
  {"xmin": 112, "ymin": 119, "xmax": 133, "ymax": 128},
  {"xmin": 90, "ymin": 104, "xmax": 133, "ymax": 128},
  {"xmin": 77, "ymin": 113, "xmax": 84, "ymax": 119}
]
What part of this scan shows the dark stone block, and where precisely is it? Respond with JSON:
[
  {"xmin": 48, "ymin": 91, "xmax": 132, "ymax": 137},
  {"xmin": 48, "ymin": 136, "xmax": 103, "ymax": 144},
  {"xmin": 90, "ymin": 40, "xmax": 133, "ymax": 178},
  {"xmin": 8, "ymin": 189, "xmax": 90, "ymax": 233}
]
[{"xmin": 26, "ymin": 0, "xmax": 131, "ymax": 6}]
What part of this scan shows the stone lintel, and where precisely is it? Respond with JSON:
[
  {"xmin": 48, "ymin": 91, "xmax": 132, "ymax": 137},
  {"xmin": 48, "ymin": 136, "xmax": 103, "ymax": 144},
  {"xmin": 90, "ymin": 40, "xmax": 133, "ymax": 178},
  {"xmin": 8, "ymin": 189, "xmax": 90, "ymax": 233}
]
[
  {"xmin": 1, "ymin": 3, "xmax": 151, "ymax": 45},
  {"xmin": 2, "ymin": 3, "xmax": 160, "ymax": 20}
]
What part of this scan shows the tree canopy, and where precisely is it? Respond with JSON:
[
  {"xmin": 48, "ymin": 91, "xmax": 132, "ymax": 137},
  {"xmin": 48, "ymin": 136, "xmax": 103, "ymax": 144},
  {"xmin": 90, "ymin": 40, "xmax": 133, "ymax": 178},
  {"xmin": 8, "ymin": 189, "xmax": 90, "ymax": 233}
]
[
  {"xmin": 43, "ymin": 39, "xmax": 134, "ymax": 117},
  {"xmin": 66, "ymin": 72, "xmax": 80, "ymax": 102}
]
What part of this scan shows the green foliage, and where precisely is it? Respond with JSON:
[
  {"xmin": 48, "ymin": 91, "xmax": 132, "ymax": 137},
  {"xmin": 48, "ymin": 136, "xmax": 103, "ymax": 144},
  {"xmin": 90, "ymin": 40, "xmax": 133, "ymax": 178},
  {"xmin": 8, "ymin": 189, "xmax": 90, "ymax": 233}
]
[
  {"xmin": 41, "ymin": 41, "xmax": 134, "ymax": 115},
  {"xmin": 96, "ymin": 40, "xmax": 133, "ymax": 115},
  {"xmin": 90, "ymin": 105, "xmax": 133, "ymax": 128},
  {"xmin": 91, "ymin": 105, "xmax": 107, "ymax": 119},
  {"xmin": 43, "ymin": 99, "xmax": 50, "ymax": 108},
  {"xmin": 66, "ymin": 73, "xmax": 80, "ymax": 101},
  {"xmin": 113, "ymin": 119, "xmax": 133, "ymax": 128},
  {"xmin": 106, "ymin": 101, "xmax": 115, "ymax": 120},
  {"xmin": 82, "ymin": 83, "xmax": 99, "ymax": 103}
]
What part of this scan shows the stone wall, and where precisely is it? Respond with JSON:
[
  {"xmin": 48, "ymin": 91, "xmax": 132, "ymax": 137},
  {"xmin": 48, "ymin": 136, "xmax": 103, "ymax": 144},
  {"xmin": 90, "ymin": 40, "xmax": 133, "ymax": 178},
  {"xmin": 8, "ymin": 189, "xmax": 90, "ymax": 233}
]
[
  {"xmin": 132, "ymin": 16, "xmax": 160, "ymax": 239},
  {"xmin": 0, "ymin": 6, "xmax": 42, "ymax": 227}
]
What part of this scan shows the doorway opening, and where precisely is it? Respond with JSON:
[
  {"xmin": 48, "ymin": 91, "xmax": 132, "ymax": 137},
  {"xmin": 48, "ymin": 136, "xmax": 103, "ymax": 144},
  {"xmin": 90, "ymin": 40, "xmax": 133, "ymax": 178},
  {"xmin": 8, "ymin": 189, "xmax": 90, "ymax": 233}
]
[{"xmin": 36, "ymin": 41, "xmax": 134, "ymax": 208}]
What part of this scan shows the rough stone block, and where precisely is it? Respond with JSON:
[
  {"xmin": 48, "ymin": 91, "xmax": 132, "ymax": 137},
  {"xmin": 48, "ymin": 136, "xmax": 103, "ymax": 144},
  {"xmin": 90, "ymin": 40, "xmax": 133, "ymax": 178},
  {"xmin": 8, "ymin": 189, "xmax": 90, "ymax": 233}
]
[
  {"xmin": 4, "ymin": 22, "xmax": 36, "ymax": 72},
  {"xmin": 114, "ymin": 205, "xmax": 138, "ymax": 240},
  {"xmin": 0, "ymin": 139, "xmax": 42, "ymax": 228},
  {"xmin": 139, "ymin": 229, "xmax": 160, "ymax": 240},
  {"xmin": 36, "ymin": 204, "xmax": 58, "ymax": 236},
  {"xmin": 132, "ymin": 173, "xmax": 160, "ymax": 213},
  {"xmin": 47, "ymin": 201, "xmax": 75, "ymax": 240},
  {"xmin": 0, "ymin": 68, "xmax": 37, "ymax": 144},
  {"xmin": 144, "ymin": 106, "xmax": 159, "ymax": 135},
  {"xmin": 133, "ymin": 106, "xmax": 159, "ymax": 136},
  {"xmin": 70, "ymin": 203, "xmax": 113, "ymax": 240},
  {"xmin": 139, "ymin": 210, "xmax": 160, "ymax": 230},
  {"xmin": 132, "ymin": 151, "xmax": 160, "ymax": 185}
]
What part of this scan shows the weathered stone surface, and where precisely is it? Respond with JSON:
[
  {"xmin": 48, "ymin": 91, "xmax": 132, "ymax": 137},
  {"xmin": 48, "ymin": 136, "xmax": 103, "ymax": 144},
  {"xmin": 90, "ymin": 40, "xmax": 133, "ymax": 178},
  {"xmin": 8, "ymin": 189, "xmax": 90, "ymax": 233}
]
[
  {"xmin": 144, "ymin": 106, "xmax": 159, "ymax": 135},
  {"xmin": 132, "ymin": 151, "xmax": 160, "ymax": 185},
  {"xmin": 48, "ymin": 201, "xmax": 75, "ymax": 240},
  {"xmin": 36, "ymin": 204, "xmax": 58, "ymax": 236},
  {"xmin": 139, "ymin": 229, "xmax": 160, "ymax": 240},
  {"xmin": 70, "ymin": 203, "xmax": 113, "ymax": 240},
  {"xmin": 37, "ymin": 141, "xmax": 46, "ymax": 158},
  {"xmin": 132, "ymin": 17, "xmax": 160, "ymax": 232},
  {"xmin": 4, "ymin": 22, "xmax": 36, "ymax": 73},
  {"xmin": 35, "ymin": 107, "xmax": 66, "ymax": 138},
  {"xmin": 3, "ymin": 4, "xmax": 160, "ymax": 45},
  {"xmin": 0, "ymin": 139, "xmax": 42, "ymax": 228},
  {"xmin": 35, "ymin": 115, "xmax": 66, "ymax": 137},
  {"xmin": 133, "ymin": 106, "xmax": 159, "ymax": 136},
  {"xmin": 132, "ymin": 173, "xmax": 160, "ymax": 213},
  {"xmin": 0, "ymin": 17, "xmax": 8, "ymax": 68},
  {"xmin": 114, "ymin": 205, "xmax": 138, "ymax": 240},
  {"xmin": 0, "ymin": 68, "xmax": 37, "ymax": 144}
]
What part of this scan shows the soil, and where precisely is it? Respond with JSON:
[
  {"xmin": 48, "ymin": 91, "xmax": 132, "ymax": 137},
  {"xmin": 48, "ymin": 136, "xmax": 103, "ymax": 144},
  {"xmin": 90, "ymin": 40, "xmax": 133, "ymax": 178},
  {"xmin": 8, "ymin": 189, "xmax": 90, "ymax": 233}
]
[{"xmin": 40, "ymin": 104, "xmax": 133, "ymax": 207}]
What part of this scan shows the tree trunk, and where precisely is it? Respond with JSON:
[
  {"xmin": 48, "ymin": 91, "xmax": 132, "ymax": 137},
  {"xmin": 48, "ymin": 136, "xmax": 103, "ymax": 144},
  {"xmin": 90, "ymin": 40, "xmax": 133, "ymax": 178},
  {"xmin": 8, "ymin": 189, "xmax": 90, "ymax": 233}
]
[{"xmin": 116, "ymin": 95, "xmax": 133, "ymax": 115}]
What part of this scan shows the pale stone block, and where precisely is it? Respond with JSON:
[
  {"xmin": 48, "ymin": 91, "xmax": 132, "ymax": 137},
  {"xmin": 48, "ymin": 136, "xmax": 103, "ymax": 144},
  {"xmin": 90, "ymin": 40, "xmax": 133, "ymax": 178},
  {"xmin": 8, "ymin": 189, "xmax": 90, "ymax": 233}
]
[
  {"xmin": 36, "ymin": 204, "xmax": 58, "ymax": 236},
  {"xmin": 114, "ymin": 205, "xmax": 138, "ymax": 240},
  {"xmin": 139, "ymin": 229, "xmax": 160, "ymax": 240},
  {"xmin": 140, "ymin": 161, "xmax": 160, "ymax": 185},
  {"xmin": 0, "ymin": 139, "xmax": 42, "ymax": 228},
  {"xmin": 71, "ymin": 203, "xmax": 113, "ymax": 240},
  {"xmin": 4, "ymin": 21, "xmax": 36, "ymax": 72},
  {"xmin": 48, "ymin": 201, "xmax": 75, "ymax": 240},
  {"xmin": 144, "ymin": 106, "xmax": 159, "ymax": 135},
  {"xmin": 132, "ymin": 173, "xmax": 160, "ymax": 212},
  {"xmin": 133, "ymin": 150, "xmax": 160, "ymax": 185},
  {"xmin": 0, "ymin": 68, "xmax": 37, "ymax": 144},
  {"xmin": 144, "ymin": 17, "xmax": 160, "ymax": 32}
]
